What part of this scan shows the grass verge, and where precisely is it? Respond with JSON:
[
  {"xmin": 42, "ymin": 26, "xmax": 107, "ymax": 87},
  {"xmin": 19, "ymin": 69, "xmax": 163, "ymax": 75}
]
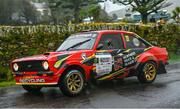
[
  {"xmin": 0, "ymin": 81, "xmax": 15, "ymax": 88},
  {"xmin": 169, "ymin": 52, "xmax": 180, "ymax": 63}
]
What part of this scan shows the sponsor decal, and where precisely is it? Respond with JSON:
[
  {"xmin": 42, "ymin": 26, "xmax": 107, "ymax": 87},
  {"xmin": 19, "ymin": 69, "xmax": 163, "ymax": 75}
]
[
  {"xmin": 17, "ymin": 56, "xmax": 45, "ymax": 61},
  {"xmin": 125, "ymin": 35, "xmax": 130, "ymax": 42},
  {"xmin": 81, "ymin": 53, "xmax": 87, "ymax": 60},
  {"xmin": 81, "ymin": 54, "xmax": 95, "ymax": 66},
  {"xmin": 19, "ymin": 78, "xmax": 45, "ymax": 83},
  {"xmin": 95, "ymin": 53, "xmax": 113, "ymax": 76},
  {"xmin": 133, "ymin": 38, "xmax": 140, "ymax": 47},
  {"xmin": 123, "ymin": 52, "xmax": 136, "ymax": 67},
  {"xmin": 70, "ymin": 34, "xmax": 94, "ymax": 38}
]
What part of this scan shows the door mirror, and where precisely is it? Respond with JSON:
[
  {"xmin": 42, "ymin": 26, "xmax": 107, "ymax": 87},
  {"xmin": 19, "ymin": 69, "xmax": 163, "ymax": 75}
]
[{"xmin": 97, "ymin": 43, "xmax": 103, "ymax": 50}]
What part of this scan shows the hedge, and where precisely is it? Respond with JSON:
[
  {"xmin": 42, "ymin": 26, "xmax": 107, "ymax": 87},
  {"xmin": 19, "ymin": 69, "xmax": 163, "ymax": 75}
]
[{"xmin": 0, "ymin": 23, "xmax": 179, "ymax": 81}]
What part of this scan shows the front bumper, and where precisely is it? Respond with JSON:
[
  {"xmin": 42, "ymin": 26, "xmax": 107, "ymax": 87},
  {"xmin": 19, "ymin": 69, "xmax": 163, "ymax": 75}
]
[{"xmin": 14, "ymin": 72, "xmax": 60, "ymax": 85}]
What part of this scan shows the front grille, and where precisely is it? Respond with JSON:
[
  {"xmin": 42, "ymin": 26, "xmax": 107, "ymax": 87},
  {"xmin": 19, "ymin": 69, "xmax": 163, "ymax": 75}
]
[{"xmin": 14, "ymin": 60, "xmax": 48, "ymax": 72}]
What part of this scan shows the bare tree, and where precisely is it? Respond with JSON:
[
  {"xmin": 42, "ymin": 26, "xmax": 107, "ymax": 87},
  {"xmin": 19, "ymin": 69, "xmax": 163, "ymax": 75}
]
[{"xmin": 112, "ymin": 0, "xmax": 172, "ymax": 23}]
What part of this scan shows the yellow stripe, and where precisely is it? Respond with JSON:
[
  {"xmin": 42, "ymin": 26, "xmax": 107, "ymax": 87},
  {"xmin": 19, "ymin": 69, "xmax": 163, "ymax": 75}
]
[
  {"xmin": 144, "ymin": 47, "xmax": 151, "ymax": 51},
  {"xmin": 96, "ymin": 50, "xmax": 108, "ymax": 52},
  {"xmin": 135, "ymin": 55, "xmax": 140, "ymax": 59},
  {"xmin": 54, "ymin": 56, "xmax": 70, "ymax": 68},
  {"xmin": 81, "ymin": 54, "xmax": 95, "ymax": 63},
  {"xmin": 88, "ymin": 54, "xmax": 95, "ymax": 59},
  {"xmin": 98, "ymin": 75, "xmax": 112, "ymax": 80},
  {"xmin": 16, "ymin": 82, "xmax": 57, "ymax": 85},
  {"xmin": 118, "ymin": 53, "xmax": 123, "ymax": 56},
  {"xmin": 124, "ymin": 49, "xmax": 131, "ymax": 53},
  {"xmin": 98, "ymin": 69, "xmax": 125, "ymax": 80},
  {"xmin": 93, "ymin": 67, "xmax": 96, "ymax": 71}
]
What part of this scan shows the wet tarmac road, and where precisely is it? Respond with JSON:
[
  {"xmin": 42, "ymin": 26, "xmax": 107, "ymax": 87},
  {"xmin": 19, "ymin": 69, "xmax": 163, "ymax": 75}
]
[{"xmin": 0, "ymin": 63, "xmax": 180, "ymax": 108}]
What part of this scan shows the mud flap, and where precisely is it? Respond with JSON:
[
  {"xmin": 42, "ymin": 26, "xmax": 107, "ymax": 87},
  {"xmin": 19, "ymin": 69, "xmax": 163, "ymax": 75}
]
[{"xmin": 157, "ymin": 61, "xmax": 167, "ymax": 74}]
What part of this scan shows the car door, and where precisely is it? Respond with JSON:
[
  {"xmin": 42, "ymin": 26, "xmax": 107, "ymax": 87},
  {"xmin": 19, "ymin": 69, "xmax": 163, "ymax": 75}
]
[
  {"xmin": 122, "ymin": 33, "xmax": 150, "ymax": 68},
  {"xmin": 95, "ymin": 33, "xmax": 125, "ymax": 80}
]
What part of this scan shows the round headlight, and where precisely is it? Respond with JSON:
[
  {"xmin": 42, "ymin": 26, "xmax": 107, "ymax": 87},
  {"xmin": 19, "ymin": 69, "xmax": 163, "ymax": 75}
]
[
  {"xmin": 42, "ymin": 61, "xmax": 49, "ymax": 70},
  {"xmin": 13, "ymin": 63, "xmax": 19, "ymax": 71}
]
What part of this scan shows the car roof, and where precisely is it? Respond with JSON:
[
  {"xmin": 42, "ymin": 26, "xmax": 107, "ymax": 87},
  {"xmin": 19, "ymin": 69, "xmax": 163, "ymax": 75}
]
[{"xmin": 81, "ymin": 30, "xmax": 135, "ymax": 34}]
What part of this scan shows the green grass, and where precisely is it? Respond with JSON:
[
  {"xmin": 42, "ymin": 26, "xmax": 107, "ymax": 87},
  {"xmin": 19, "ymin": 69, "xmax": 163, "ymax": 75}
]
[
  {"xmin": 169, "ymin": 52, "xmax": 180, "ymax": 63},
  {"xmin": 0, "ymin": 81, "xmax": 15, "ymax": 88}
]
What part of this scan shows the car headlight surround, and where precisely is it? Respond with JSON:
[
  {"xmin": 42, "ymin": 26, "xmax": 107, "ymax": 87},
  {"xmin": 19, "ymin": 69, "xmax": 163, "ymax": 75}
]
[
  {"xmin": 42, "ymin": 61, "xmax": 49, "ymax": 70},
  {"xmin": 13, "ymin": 63, "xmax": 19, "ymax": 71}
]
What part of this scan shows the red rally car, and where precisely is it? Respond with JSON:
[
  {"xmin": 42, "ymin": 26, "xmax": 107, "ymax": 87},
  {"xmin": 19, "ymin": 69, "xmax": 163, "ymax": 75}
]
[{"xmin": 11, "ymin": 30, "xmax": 168, "ymax": 96}]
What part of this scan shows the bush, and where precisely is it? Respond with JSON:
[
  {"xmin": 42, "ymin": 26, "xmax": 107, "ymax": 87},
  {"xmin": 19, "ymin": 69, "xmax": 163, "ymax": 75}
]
[{"xmin": 0, "ymin": 23, "xmax": 179, "ymax": 81}]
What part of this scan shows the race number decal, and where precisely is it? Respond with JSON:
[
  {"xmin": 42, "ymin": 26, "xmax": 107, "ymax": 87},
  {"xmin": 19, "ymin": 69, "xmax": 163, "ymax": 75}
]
[
  {"xmin": 95, "ymin": 53, "xmax": 113, "ymax": 76},
  {"xmin": 114, "ymin": 56, "xmax": 123, "ymax": 71}
]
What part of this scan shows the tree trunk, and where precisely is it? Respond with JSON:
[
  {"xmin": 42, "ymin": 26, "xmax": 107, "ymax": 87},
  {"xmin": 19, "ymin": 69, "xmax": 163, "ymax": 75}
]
[
  {"xmin": 25, "ymin": 17, "xmax": 30, "ymax": 24},
  {"xmin": 74, "ymin": 6, "xmax": 80, "ymax": 23},
  {"xmin": 141, "ymin": 13, "xmax": 148, "ymax": 24}
]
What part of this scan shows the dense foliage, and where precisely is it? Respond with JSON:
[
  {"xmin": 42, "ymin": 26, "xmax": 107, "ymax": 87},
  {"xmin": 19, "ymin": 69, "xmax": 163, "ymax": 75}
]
[
  {"xmin": 172, "ymin": 7, "xmax": 180, "ymax": 24},
  {"xmin": 0, "ymin": 0, "xmax": 40, "ymax": 25},
  {"xmin": 0, "ymin": 23, "xmax": 179, "ymax": 81}
]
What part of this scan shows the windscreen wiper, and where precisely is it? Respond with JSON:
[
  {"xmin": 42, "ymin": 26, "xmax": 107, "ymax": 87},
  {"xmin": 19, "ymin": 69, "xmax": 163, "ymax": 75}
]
[{"xmin": 66, "ymin": 39, "xmax": 91, "ymax": 51}]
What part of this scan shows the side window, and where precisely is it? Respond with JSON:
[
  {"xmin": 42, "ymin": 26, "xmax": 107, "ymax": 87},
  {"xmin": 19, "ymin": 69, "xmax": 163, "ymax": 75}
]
[
  {"xmin": 98, "ymin": 34, "xmax": 123, "ymax": 50},
  {"xmin": 124, "ymin": 34, "xmax": 147, "ymax": 48}
]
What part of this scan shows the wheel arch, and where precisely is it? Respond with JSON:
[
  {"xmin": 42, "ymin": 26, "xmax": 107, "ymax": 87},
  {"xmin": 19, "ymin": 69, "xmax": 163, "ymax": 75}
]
[
  {"xmin": 59, "ymin": 65, "xmax": 86, "ymax": 84},
  {"xmin": 135, "ymin": 53, "xmax": 158, "ymax": 71}
]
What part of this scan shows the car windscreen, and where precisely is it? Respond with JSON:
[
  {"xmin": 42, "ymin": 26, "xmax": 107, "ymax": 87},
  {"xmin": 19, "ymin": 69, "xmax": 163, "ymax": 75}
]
[{"xmin": 56, "ymin": 33, "xmax": 98, "ymax": 51}]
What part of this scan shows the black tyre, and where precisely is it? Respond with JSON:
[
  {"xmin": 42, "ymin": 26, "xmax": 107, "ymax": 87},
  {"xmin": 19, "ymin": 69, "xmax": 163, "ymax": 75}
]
[
  {"xmin": 22, "ymin": 85, "xmax": 42, "ymax": 92},
  {"xmin": 137, "ymin": 61, "xmax": 157, "ymax": 83},
  {"xmin": 60, "ymin": 69, "xmax": 85, "ymax": 97}
]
